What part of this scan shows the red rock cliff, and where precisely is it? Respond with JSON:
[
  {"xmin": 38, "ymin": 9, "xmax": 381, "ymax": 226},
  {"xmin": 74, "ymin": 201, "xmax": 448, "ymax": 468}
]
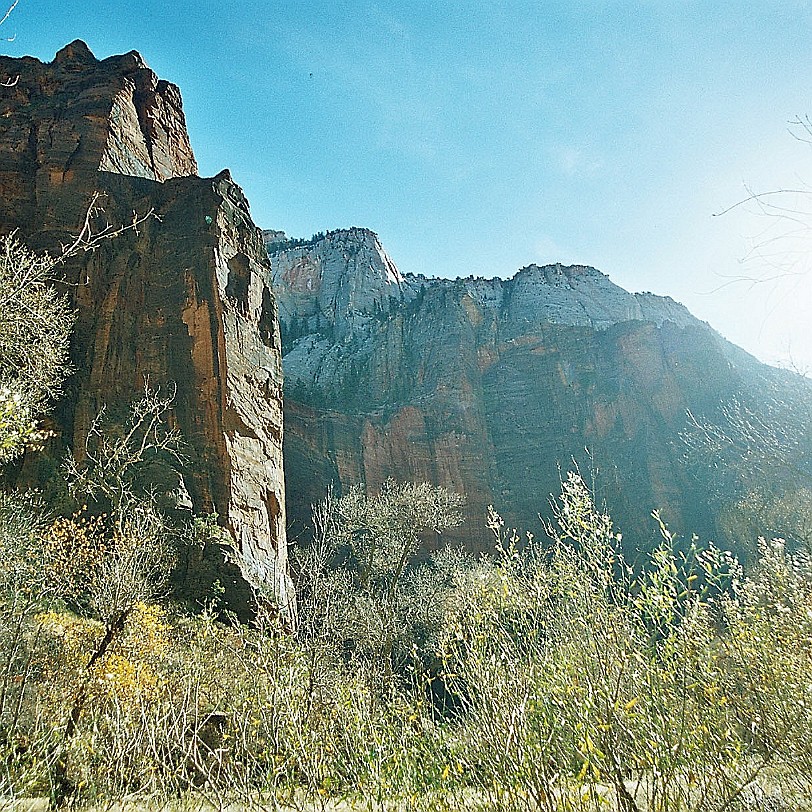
[{"xmin": 0, "ymin": 42, "xmax": 290, "ymax": 617}]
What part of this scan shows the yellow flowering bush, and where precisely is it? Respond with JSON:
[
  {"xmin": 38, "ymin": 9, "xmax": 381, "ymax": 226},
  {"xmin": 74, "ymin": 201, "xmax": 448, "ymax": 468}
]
[
  {"xmin": 36, "ymin": 602, "xmax": 171, "ymax": 705},
  {"xmin": 39, "ymin": 513, "xmax": 108, "ymax": 601}
]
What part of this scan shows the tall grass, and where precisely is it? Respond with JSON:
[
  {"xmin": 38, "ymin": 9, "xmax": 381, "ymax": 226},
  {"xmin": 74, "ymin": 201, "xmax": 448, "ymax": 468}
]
[{"xmin": 0, "ymin": 474, "xmax": 809, "ymax": 810}]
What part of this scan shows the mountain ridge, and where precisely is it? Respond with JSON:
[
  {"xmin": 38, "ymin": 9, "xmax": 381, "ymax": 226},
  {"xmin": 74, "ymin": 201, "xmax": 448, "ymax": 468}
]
[
  {"xmin": 267, "ymin": 226, "xmax": 797, "ymax": 554},
  {"xmin": 267, "ymin": 227, "xmax": 701, "ymax": 327}
]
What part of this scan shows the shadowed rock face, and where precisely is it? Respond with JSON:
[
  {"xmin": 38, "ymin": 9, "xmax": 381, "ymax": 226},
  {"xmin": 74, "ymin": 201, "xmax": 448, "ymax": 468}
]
[
  {"xmin": 0, "ymin": 42, "xmax": 290, "ymax": 617},
  {"xmin": 269, "ymin": 228, "xmax": 801, "ymax": 556}
]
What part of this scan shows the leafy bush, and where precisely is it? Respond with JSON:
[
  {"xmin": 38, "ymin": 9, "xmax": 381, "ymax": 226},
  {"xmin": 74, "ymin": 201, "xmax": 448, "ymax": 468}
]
[
  {"xmin": 294, "ymin": 480, "xmax": 464, "ymax": 684},
  {"xmin": 0, "ymin": 472, "xmax": 811, "ymax": 809}
]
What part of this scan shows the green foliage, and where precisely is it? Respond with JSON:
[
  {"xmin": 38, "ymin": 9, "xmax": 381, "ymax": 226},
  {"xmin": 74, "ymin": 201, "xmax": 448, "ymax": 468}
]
[
  {"xmin": 0, "ymin": 472, "xmax": 810, "ymax": 809},
  {"xmin": 295, "ymin": 480, "xmax": 464, "ymax": 680},
  {"xmin": 0, "ymin": 381, "xmax": 184, "ymax": 806},
  {"xmin": 438, "ymin": 475, "xmax": 755, "ymax": 811},
  {"xmin": 0, "ymin": 230, "xmax": 811, "ymax": 808},
  {"xmin": 321, "ymin": 479, "xmax": 463, "ymax": 586}
]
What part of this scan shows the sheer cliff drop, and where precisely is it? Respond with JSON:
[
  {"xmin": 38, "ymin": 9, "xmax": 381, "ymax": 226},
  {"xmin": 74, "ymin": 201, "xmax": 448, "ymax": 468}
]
[{"xmin": 0, "ymin": 42, "xmax": 291, "ymax": 616}]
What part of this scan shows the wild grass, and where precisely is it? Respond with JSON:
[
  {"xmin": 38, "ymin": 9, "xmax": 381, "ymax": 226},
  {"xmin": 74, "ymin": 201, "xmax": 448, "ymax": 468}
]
[{"xmin": 0, "ymin": 473, "xmax": 810, "ymax": 811}]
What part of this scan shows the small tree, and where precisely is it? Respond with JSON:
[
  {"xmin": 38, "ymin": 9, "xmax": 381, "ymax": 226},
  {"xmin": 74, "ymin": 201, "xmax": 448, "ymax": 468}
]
[
  {"xmin": 295, "ymin": 480, "xmax": 464, "ymax": 684},
  {"xmin": 683, "ymin": 391, "xmax": 812, "ymax": 558},
  {"xmin": 0, "ymin": 236, "xmax": 74, "ymax": 464},
  {"xmin": 44, "ymin": 386, "xmax": 183, "ymax": 807},
  {"xmin": 0, "ymin": 200, "xmax": 156, "ymax": 465}
]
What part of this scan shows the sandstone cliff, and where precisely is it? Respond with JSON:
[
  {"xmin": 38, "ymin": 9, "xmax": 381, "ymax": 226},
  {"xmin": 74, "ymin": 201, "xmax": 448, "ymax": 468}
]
[
  {"xmin": 269, "ymin": 227, "xmax": 803, "ymax": 555},
  {"xmin": 0, "ymin": 42, "xmax": 290, "ymax": 615}
]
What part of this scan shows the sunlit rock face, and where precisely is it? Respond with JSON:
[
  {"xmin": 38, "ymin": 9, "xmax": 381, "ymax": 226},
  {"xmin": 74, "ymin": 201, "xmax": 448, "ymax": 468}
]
[
  {"xmin": 0, "ymin": 43, "xmax": 290, "ymax": 617},
  {"xmin": 269, "ymin": 228, "xmax": 792, "ymax": 554}
]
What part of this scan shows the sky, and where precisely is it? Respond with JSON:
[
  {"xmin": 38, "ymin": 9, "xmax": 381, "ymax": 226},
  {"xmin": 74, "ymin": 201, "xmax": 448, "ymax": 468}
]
[{"xmin": 4, "ymin": 0, "xmax": 812, "ymax": 371}]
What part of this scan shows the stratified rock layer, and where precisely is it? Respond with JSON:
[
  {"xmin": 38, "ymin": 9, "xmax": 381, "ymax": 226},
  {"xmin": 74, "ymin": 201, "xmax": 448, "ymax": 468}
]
[
  {"xmin": 0, "ymin": 43, "xmax": 289, "ymax": 615},
  {"xmin": 269, "ymin": 228, "xmax": 796, "ymax": 553}
]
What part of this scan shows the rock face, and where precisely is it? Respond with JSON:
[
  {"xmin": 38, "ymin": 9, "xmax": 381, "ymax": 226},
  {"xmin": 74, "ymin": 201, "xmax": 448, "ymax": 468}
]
[
  {"xmin": 0, "ymin": 43, "xmax": 290, "ymax": 616},
  {"xmin": 270, "ymin": 228, "xmax": 802, "ymax": 554}
]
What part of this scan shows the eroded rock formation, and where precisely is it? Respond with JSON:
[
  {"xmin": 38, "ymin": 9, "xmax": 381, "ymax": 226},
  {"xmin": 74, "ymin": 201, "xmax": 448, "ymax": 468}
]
[
  {"xmin": 0, "ymin": 42, "xmax": 290, "ymax": 616},
  {"xmin": 269, "ymin": 227, "xmax": 801, "ymax": 555}
]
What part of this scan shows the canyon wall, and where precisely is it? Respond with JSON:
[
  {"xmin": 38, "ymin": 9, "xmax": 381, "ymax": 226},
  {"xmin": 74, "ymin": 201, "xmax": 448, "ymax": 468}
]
[
  {"xmin": 0, "ymin": 42, "xmax": 290, "ymax": 615},
  {"xmin": 269, "ymin": 228, "xmax": 799, "ymax": 556}
]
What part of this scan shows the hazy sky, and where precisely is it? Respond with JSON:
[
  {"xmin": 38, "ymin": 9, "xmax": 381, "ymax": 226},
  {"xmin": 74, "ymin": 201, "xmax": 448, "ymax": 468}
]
[{"xmin": 5, "ymin": 0, "xmax": 812, "ymax": 370}]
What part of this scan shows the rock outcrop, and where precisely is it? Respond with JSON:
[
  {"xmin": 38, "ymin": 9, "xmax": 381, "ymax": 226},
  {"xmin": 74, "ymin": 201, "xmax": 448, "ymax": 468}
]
[
  {"xmin": 0, "ymin": 43, "xmax": 290, "ymax": 616},
  {"xmin": 269, "ymin": 228, "xmax": 804, "ymax": 555}
]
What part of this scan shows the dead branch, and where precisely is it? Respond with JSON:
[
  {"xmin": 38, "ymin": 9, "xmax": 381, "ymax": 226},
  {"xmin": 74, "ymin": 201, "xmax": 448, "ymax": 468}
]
[
  {"xmin": 0, "ymin": 0, "xmax": 19, "ymax": 29},
  {"xmin": 58, "ymin": 191, "xmax": 160, "ymax": 262},
  {"xmin": 712, "ymin": 187, "xmax": 812, "ymax": 218},
  {"xmin": 0, "ymin": 0, "xmax": 20, "ymax": 84}
]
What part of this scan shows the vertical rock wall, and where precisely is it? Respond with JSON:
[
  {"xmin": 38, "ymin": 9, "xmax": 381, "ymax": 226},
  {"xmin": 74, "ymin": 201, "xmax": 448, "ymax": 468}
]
[
  {"xmin": 270, "ymin": 229, "xmax": 794, "ymax": 555},
  {"xmin": 0, "ymin": 43, "xmax": 290, "ymax": 616}
]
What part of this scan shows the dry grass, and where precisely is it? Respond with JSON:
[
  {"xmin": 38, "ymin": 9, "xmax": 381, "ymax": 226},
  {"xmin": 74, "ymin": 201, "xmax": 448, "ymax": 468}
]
[{"xmin": 0, "ymin": 476, "xmax": 810, "ymax": 811}]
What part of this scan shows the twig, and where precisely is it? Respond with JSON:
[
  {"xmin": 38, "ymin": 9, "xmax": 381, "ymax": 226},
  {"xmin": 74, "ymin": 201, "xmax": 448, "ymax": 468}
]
[{"xmin": 58, "ymin": 191, "xmax": 160, "ymax": 262}]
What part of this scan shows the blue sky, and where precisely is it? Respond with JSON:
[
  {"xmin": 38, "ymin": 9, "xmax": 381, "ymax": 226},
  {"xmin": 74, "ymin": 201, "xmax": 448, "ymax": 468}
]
[{"xmin": 5, "ymin": 0, "xmax": 812, "ymax": 369}]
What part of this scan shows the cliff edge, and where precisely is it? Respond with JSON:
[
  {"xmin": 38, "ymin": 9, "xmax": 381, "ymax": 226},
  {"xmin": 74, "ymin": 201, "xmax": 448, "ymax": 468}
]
[{"xmin": 0, "ymin": 42, "xmax": 290, "ymax": 616}]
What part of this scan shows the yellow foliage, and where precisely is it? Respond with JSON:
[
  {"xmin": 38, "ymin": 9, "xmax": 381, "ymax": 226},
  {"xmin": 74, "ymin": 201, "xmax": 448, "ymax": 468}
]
[
  {"xmin": 36, "ymin": 610, "xmax": 103, "ymax": 662},
  {"xmin": 41, "ymin": 512, "xmax": 108, "ymax": 594},
  {"xmin": 36, "ymin": 602, "xmax": 171, "ymax": 705}
]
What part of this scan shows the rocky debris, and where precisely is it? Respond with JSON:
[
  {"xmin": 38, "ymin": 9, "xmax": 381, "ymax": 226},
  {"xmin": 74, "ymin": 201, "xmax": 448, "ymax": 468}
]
[
  {"xmin": 269, "ymin": 229, "xmax": 784, "ymax": 552},
  {"xmin": 0, "ymin": 44, "xmax": 290, "ymax": 618}
]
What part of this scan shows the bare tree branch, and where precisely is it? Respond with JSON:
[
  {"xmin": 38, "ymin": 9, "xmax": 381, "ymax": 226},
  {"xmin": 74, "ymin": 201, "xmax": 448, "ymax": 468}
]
[
  {"xmin": 58, "ymin": 191, "xmax": 159, "ymax": 262},
  {"xmin": 712, "ymin": 187, "xmax": 812, "ymax": 218},
  {"xmin": 0, "ymin": 0, "xmax": 19, "ymax": 29},
  {"xmin": 0, "ymin": 0, "xmax": 20, "ymax": 85}
]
